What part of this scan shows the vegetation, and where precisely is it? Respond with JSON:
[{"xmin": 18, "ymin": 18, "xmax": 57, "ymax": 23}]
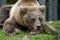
[{"xmin": 0, "ymin": 20, "xmax": 60, "ymax": 40}]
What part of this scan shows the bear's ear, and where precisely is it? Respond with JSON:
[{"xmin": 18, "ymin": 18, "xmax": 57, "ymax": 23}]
[
  {"xmin": 19, "ymin": 6, "xmax": 27, "ymax": 16},
  {"xmin": 39, "ymin": 5, "xmax": 45, "ymax": 12}
]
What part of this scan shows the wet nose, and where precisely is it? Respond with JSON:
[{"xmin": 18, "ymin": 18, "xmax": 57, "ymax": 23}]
[{"xmin": 37, "ymin": 26, "xmax": 41, "ymax": 29}]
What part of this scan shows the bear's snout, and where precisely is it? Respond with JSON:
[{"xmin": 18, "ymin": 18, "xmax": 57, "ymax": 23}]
[{"xmin": 36, "ymin": 26, "xmax": 41, "ymax": 29}]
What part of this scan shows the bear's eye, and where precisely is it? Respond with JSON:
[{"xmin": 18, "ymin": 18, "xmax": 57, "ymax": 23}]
[
  {"xmin": 31, "ymin": 19, "xmax": 35, "ymax": 23},
  {"xmin": 39, "ymin": 17, "xmax": 42, "ymax": 22}
]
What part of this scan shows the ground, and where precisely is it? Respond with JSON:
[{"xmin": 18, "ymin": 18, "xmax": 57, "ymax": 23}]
[{"xmin": 0, "ymin": 20, "xmax": 60, "ymax": 40}]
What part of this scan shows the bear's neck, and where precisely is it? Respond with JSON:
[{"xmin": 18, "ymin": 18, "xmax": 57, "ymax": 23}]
[{"xmin": 16, "ymin": 0, "xmax": 38, "ymax": 6}]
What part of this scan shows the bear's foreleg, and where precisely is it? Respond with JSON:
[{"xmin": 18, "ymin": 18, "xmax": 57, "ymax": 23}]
[{"xmin": 3, "ymin": 17, "xmax": 21, "ymax": 36}]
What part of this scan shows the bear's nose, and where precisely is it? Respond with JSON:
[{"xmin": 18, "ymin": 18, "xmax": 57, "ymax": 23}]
[{"xmin": 37, "ymin": 26, "xmax": 41, "ymax": 29}]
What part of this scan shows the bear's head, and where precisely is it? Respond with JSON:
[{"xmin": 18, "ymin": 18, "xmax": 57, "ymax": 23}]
[{"xmin": 19, "ymin": 6, "xmax": 45, "ymax": 31}]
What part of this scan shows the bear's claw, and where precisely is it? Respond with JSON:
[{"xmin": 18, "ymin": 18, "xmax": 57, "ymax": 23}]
[{"xmin": 7, "ymin": 32, "xmax": 16, "ymax": 36}]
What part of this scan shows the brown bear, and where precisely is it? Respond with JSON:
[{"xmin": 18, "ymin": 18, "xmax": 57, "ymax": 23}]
[
  {"xmin": 0, "ymin": 5, "xmax": 12, "ymax": 26},
  {"xmin": 3, "ymin": 0, "xmax": 45, "ymax": 35}
]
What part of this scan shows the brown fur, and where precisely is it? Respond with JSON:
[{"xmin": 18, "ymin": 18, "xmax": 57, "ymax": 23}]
[
  {"xmin": 3, "ymin": 0, "xmax": 45, "ymax": 35},
  {"xmin": 0, "ymin": 5, "xmax": 12, "ymax": 25}
]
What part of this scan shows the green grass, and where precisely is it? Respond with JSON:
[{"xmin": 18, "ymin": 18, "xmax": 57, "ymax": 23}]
[
  {"xmin": 48, "ymin": 20, "xmax": 60, "ymax": 40},
  {"xmin": 0, "ymin": 20, "xmax": 60, "ymax": 40}
]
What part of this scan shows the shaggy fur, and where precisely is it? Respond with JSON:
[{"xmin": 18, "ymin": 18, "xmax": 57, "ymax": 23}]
[
  {"xmin": 0, "ymin": 5, "xmax": 12, "ymax": 25},
  {"xmin": 3, "ymin": 0, "xmax": 45, "ymax": 35}
]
